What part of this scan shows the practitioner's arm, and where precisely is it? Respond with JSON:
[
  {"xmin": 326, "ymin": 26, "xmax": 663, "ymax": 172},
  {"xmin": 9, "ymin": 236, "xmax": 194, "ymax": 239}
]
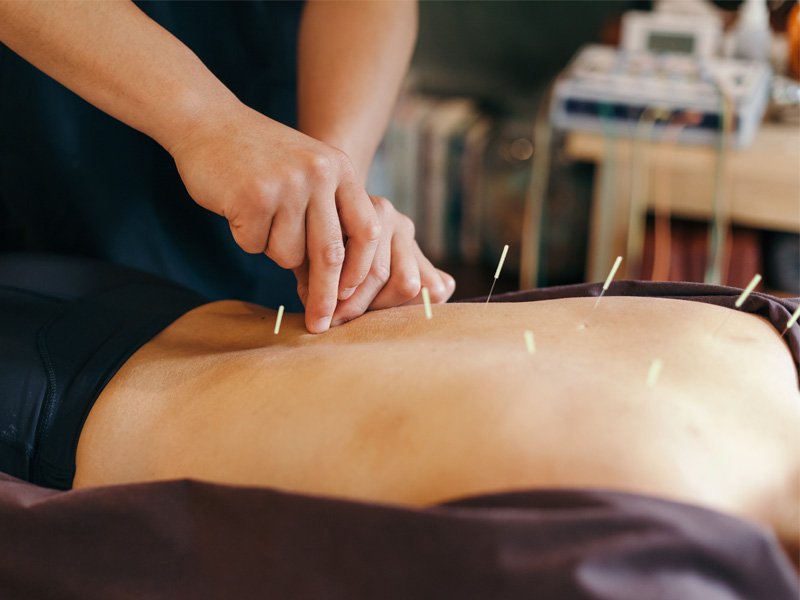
[
  {"xmin": 296, "ymin": 0, "xmax": 455, "ymax": 323},
  {"xmin": 298, "ymin": 0, "xmax": 417, "ymax": 183},
  {"xmin": 0, "ymin": 0, "xmax": 379, "ymax": 334}
]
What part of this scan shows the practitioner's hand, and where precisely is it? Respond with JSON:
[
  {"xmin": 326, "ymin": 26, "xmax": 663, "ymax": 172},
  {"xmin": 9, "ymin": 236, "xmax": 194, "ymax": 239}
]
[
  {"xmin": 293, "ymin": 196, "xmax": 456, "ymax": 326},
  {"xmin": 169, "ymin": 100, "xmax": 381, "ymax": 334}
]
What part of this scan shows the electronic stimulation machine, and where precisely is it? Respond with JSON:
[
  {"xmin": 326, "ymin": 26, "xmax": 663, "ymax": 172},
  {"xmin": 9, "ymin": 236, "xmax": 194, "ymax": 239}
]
[{"xmin": 551, "ymin": 11, "xmax": 771, "ymax": 148}]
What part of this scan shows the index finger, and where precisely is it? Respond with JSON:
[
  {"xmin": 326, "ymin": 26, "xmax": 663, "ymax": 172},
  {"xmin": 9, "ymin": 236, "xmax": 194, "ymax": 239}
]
[
  {"xmin": 335, "ymin": 169, "xmax": 380, "ymax": 299},
  {"xmin": 304, "ymin": 192, "xmax": 346, "ymax": 333}
]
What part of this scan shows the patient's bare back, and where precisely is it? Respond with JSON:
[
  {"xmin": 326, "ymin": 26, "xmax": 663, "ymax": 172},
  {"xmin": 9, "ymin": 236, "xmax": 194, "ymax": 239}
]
[{"xmin": 74, "ymin": 296, "xmax": 799, "ymax": 548}]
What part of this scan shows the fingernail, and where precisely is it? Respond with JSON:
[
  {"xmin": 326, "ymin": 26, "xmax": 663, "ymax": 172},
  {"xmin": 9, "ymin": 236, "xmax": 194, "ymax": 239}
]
[
  {"xmin": 331, "ymin": 316, "xmax": 347, "ymax": 327},
  {"xmin": 339, "ymin": 287, "xmax": 356, "ymax": 300},
  {"xmin": 312, "ymin": 317, "xmax": 331, "ymax": 333}
]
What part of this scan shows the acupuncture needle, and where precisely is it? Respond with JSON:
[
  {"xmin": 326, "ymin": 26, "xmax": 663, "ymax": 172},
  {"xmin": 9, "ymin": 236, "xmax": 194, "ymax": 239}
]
[
  {"xmin": 584, "ymin": 256, "xmax": 622, "ymax": 326},
  {"xmin": 273, "ymin": 305, "xmax": 285, "ymax": 334},
  {"xmin": 780, "ymin": 305, "xmax": 800, "ymax": 338},
  {"xmin": 523, "ymin": 330, "xmax": 535, "ymax": 354},
  {"xmin": 422, "ymin": 286, "xmax": 433, "ymax": 320},
  {"xmin": 485, "ymin": 244, "xmax": 509, "ymax": 307},
  {"xmin": 712, "ymin": 274, "xmax": 761, "ymax": 337},
  {"xmin": 646, "ymin": 358, "xmax": 663, "ymax": 387}
]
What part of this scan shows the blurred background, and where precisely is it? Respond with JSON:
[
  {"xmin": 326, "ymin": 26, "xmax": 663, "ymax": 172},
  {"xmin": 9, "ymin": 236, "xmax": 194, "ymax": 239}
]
[{"xmin": 367, "ymin": 0, "xmax": 800, "ymax": 299}]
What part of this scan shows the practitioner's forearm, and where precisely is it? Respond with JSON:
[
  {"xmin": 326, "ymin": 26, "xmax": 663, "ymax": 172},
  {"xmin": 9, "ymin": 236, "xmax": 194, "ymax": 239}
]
[
  {"xmin": 297, "ymin": 0, "xmax": 418, "ymax": 183},
  {"xmin": 0, "ymin": 0, "xmax": 236, "ymax": 153}
]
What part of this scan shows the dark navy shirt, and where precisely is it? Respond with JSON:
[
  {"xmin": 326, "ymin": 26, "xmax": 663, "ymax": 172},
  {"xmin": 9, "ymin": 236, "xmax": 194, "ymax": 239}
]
[{"xmin": 0, "ymin": 0, "xmax": 305, "ymax": 311}]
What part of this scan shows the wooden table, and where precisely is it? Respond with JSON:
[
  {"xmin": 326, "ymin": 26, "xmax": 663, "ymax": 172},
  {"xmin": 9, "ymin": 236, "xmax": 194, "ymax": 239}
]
[{"xmin": 564, "ymin": 122, "xmax": 800, "ymax": 282}]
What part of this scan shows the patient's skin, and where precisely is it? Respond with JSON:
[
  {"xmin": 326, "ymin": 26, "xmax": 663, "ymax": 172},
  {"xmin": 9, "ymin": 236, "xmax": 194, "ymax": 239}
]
[{"xmin": 74, "ymin": 297, "xmax": 799, "ymax": 553}]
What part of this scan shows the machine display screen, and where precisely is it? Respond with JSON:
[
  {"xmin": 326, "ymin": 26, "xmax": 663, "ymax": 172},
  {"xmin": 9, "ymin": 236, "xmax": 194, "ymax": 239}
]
[{"xmin": 647, "ymin": 32, "xmax": 696, "ymax": 54}]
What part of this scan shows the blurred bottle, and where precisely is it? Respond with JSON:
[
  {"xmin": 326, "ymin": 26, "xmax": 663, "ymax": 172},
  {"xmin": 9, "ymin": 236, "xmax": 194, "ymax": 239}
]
[
  {"xmin": 789, "ymin": 1, "xmax": 799, "ymax": 79},
  {"xmin": 733, "ymin": 0, "xmax": 772, "ymax": 62}
]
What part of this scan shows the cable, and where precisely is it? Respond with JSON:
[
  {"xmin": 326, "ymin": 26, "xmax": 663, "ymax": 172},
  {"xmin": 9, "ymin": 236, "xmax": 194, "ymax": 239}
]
[
  {"xmin": 589, "ymin": 100, "xmax": 622, "ymax": 284},
  {"xmin": 705, "ymin": 77, "xmax": 735, "ymax": 285},
  {"xmin": 628, "ymin": 105, "xmax": 671, "ymax": 280},
  {"xmin": 651, "ymin": 110, "xmax": 704, "ymax": 281}
]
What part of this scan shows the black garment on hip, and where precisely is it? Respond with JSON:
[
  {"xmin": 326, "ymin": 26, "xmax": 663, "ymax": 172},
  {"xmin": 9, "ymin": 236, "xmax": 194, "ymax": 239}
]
[
  {"xmin": 0, "ymin": 254, "xmax": 207, "ymax": 489},
  {"xmin": 0, "ymin": 1, "xmax": 305, "ymax": 311}
]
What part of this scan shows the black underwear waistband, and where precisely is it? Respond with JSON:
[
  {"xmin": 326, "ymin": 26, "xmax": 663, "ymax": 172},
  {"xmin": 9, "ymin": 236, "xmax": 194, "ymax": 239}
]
[{"xmin": 0, "ymin": 254, "xmax": 209, "ymax": 489}]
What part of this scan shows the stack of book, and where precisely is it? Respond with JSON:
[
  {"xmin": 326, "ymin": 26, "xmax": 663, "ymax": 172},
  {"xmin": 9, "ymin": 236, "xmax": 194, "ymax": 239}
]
[{"xmin": 368, "ymin": 91, "xmax": 495, "ymax": 265}]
